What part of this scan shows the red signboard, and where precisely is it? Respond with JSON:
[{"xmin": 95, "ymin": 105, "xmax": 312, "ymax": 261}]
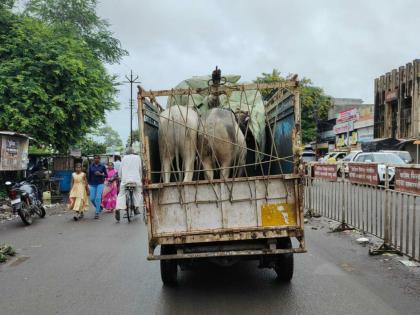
[
  {"xmin": 314, "ymin": 164, "xmax": 337, "ymax": 181},
  {"xmin": 349, "ymin": 163, "xmax": 378, "ymax": 185},
  {"xmin": 395, "ymin": 167, "xmax": 420, "ymax": 195},
  {"xmin": 337, "ymin": 108, "xmax": 358, "ymax": 123}
]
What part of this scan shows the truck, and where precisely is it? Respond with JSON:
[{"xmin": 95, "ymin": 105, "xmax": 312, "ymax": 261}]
[{"xmin": 138, "ymin": 74, "xmax": 306, "ymax": 285}]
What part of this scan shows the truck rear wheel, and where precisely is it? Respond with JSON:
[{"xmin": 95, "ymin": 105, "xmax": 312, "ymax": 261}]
[
  {"xmin": 274, "ymin": 237, "xmax": 294, "ymax": 282},
  {"xmin": 160, "ymin": 245, "xmax": 178, "ymax": 286}
]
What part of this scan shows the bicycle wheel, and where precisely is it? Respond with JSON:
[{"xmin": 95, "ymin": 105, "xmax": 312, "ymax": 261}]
[{"xmin": 126, "ymin": 190, "xmax": 133, "ymax": 222}]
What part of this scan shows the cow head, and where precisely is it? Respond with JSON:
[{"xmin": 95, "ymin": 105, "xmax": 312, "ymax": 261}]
[{"xmin": 235, "ymin": 110, "xmax": 250, "ymax": 136}]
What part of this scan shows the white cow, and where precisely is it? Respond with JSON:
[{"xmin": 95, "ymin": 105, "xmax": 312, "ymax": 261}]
[
  {"xmin": 198, "ymin": 108, "xmax": 247, "ymax": 180},
  {"xmin": 159, "ymin": 105, "xmax": 199, "ymax": 183}
]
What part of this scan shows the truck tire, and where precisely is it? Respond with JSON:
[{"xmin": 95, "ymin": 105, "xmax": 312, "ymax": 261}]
[
  {"xmin": 160, "ymin": 245, "xmax": 178, "ymax": 286},
  {"xmin": 274, "ymin": 237, "xmax": 294, "ymax": 282}
]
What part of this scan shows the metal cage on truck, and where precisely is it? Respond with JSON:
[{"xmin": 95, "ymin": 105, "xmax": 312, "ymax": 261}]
[{"xmin": 137, "ymin": 77, "xmax": 306, "ymax": 284}]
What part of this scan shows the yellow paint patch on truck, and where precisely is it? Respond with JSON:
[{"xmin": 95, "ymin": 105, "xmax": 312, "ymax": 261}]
[{"xmin": 261, "ymin": 203, "xmax": 296, "ymax": 227}]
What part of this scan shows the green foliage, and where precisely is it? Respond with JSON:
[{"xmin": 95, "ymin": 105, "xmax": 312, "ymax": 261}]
[
  {"xmin": 25, "ymin": 0, "xmax": 128, "ymax": 64},
  {"xmin": 94, "ymin": 125, "xmax": 123, "ymax": 148},
  {"xmin": 127, "ymin": 128, "xmax": 140, "ymax": 146},
  {"xmin": 77, "ymin": 136, "xmax": 107, "ymax": 156},
  {"xmin": 0, "ymin": 4, "xmax": 118, "ymax": 152},
  {"xmin": 255, "ymin": 69, "xmax": 331, "ymax": 144}
]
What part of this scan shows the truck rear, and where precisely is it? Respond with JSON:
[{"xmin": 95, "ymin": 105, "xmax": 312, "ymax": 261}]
[{"xmin": 138, "ymin": 75, "xmax": 306, "ymax": 285}]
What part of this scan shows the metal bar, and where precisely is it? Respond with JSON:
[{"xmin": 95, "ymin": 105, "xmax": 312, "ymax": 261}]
[
  {"xmin": 400, "ymin": 194, "xmax": 404, "ymax": 251},
  {"xmin": 148, "ymin": 247, "xmax": 307, "ymax": 261},
  {"xmin": 388, "ymin": 190, "xmax": 394, "ymax": 246},
  {"xmin": 140, "ymin": 81, "xmax": 299, "ymax": 98},
  {"xmin": 412, "ymin": 195, "xmax": 416, "ymax": 259},
  {"xmin": 406, "ymin": 195, "xmax": 410, "ymax": 254},
  {"xmin": 383, "ymin": 166, "xmax": 390, "ymax": 245}
]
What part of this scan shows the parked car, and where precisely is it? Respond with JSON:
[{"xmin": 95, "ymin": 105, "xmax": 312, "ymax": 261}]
[
  {"xmin": 341, "ymin": 150, "xmax": 362, "ymax": 176},
  {"xmin": 319, "ymin": 151, "xmax": 348, "ymax": 163},
  {"xmin": 380, "ymin": 150, "xmax": 413, "ymax": 164},
  {"xmin": 301, "ymin": 150, "xmax": 316, "ymax": 163},
  {"xmin": 353, "ymin": 152, "xmax": 406, "ymax": 183}
]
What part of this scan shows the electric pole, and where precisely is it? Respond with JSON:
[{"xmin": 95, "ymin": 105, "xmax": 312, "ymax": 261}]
[{"xmin": 124, "ymin": 70, "xmax": 141, "ymax": 146}]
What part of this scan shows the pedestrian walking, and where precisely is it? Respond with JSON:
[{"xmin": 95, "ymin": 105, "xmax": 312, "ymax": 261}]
[
  {"xmin": 68, "ymin": 163, "xmax": 89, "ymax": 221},
  {"xmin": 88, "ymin": 155, "xmax": 107, "ymax": 219},
  {"xmin": 101, "ymin": 162, "xmax": 118, "ymax": 212}
]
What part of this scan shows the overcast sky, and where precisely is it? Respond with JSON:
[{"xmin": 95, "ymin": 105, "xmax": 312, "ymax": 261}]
[{"xmin": 97, "ymin": 0, "xmax": 420, "ymax": 142}]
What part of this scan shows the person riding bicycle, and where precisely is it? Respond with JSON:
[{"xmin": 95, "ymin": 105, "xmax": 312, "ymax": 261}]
[{"xmin": 115, "ymin": 147, "xmax": 143, "ymax": 221}]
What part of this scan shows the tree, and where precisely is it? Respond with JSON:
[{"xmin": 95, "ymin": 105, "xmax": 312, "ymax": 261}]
[
  {"xmin": 127, "ymin": 128, "xmax": 140, "ymax": 146},
  {"xmin": 25, "ymin": 0, "xmax": 127, "ymax": 64},
  {"xmin": 255, "ymin": 69, "xmax": 331, "ymax": 144},
  {"xmin": 94, "ymin": 125, "xmax": 123, "ymax": 148},
  {"xmin": 0, "ymin": 4, "xmax": 118, "ymax": 151},
  {"xmin": 77, "ymin": 136, "xmax": 107, "ymax": 156}
]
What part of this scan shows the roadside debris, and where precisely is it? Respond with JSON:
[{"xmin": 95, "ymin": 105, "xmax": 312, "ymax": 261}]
[
  {"xmin": 356, "ymin": 237, "xmax": 370, "ymax": 245},
  {"xmin": 399, "ymin": 260, "xmax": 420, "ymax": 267},
  {"xmin": 0, "ymin": 244, "xmax": 16, "ymax": 263}
]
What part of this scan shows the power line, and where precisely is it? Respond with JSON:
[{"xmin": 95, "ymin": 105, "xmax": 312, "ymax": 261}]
[{"xmin": 123, "ymin": 70, "xmax": 141, "ymax": 146}]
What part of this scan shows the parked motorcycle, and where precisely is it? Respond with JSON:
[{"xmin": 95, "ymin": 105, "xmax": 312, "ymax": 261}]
[{"xmin": 5, "ymin": 176, "xmax": 46, "ymax": 225}]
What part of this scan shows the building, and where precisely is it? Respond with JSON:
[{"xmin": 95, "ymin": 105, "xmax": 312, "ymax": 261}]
[
  {"xmin": 334, "ymin": 105, "xmax": 374, "ymax": 148},
  {"xmin": 374, "ymin": 59, "xmax": 420, "ymax": 139},
  {"xmin": 316, "ymin": 98, "xmax": 373, "ymax": 153}
]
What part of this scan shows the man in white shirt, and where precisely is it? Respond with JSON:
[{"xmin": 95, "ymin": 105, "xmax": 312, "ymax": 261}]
[{"xmin": 115, "ymin": 147, "xmax": 143, "ymax": 221}]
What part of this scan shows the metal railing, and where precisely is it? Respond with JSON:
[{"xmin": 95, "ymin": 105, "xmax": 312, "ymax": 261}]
[{"xmin": 304, "ymin": 162, "xmax": 420, "ymax": 262}]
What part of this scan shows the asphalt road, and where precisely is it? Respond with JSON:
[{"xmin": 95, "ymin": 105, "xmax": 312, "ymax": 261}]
[{"xmin": 1, "ymin": 210, "xmax": 420, "ymax": 315}]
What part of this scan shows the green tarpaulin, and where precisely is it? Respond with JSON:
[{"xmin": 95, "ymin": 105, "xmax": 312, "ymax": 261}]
[{"xmin": 167, "ymin": 75, "xmax": 266, "ymax": 161}]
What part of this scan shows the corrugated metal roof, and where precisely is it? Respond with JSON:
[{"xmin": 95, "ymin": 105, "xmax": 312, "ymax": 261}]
[{"xmin": 0, "ymin": 131, "xmax": 32, "ymax": 139}]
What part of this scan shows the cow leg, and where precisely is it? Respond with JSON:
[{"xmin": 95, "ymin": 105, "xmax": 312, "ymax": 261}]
[
  {"xmin": 183, "ymin": 155, "xmax": 195, "ymax": 182},
  {"xmin": 201, "ymin": 157, "xmax": 214, "ymax": 180},
  {"xmin": 162, "ymin": 157, "xmax": 172, "ymax": 183},
  {"xmin": 220, "ymin": 161, "xmax": 231, "ymax": 180}
]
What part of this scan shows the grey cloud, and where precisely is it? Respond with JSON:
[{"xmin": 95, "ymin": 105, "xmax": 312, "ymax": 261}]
[{"xmin": 97, "ymin": 0, "xmax": 420, "ymax": 141}]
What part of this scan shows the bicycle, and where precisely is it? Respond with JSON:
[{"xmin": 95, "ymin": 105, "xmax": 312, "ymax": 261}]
[{"xmin": 124, "ymin": 182, "xmax": 137, "ymax": 222}]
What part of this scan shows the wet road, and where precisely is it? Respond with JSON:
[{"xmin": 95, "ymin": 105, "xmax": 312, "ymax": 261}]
[{"xmin": 1, "ymin": 211, "xmax": 420, "ymax": 315}]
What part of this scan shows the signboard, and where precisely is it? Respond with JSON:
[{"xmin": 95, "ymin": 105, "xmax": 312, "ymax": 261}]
[
  {"xmin": 334, "ymin": 121, "xmax": 354, "ymax": 134},
  {"xmin": 314, "ymin": 164, "xmax": 337, "ymax": 181},
  {"xmin": 395, "ymin": 167, "xmax": 420, "ymax": 195},
  {"xmin": 349, "ymin": 163, "xmax": 378, "ymax": 185},
  {"xmin": 337, "ymin": 108, "xmax": 358, "ymax": 123},
  {"xmin": 6, "ymin": 139, "xmax": 18, "ymax": 155},
  {"xmin": 0, "ymin": 135, "xmax": 29, "ymax": 171}
]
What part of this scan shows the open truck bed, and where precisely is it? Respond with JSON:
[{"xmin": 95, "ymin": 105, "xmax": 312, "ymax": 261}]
[{"xmin": 138, "ymin": 78, "xmax": 306, "ymax": 284}]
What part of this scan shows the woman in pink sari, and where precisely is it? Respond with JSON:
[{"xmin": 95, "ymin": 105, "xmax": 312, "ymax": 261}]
[{"xmin": 101, "ymin": 162, "xmax": 118, "ymax": 212}]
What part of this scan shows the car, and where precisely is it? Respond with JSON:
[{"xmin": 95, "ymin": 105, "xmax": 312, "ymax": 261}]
[
  {"xmin": 341, "ymin": 150, "xmax": 362, "ymax": 176},
  {"xmin": 353, "ymin": 152, "xmax": 406, "ymax": 183},
  {"xmin": 319, "ymin": 151, "xmax": 348, "ymax": 163},
  {"xmin": 380, "ymin": 150, "xmax": 413, "ymax": 164},
  {"xmin": 301, "ymin": 150, "xmax": 316, "ymax": 163}
]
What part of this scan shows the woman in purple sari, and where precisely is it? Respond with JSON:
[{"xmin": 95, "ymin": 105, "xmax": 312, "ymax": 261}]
[{"xmin": 101, "ymin": 162, "xmax": 118, "ymax": 212}]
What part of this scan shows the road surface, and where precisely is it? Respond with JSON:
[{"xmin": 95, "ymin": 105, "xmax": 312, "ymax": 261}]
[{"xmin": 1, "ymin": 209, "xmax": 420, "ymax": 315}]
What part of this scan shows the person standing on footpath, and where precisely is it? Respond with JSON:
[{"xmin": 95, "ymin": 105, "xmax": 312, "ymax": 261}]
[{"xmin": 88, "ymin": 155, "xmax": 107, "ymax": 219}]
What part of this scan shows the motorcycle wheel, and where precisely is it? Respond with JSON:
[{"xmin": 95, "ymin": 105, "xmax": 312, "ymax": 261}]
[
  {"xmin": 36, "ymin": 205, "xmax": 46, "ymax": 218},
  {"xmin": 18, "ymin": 202, "xmax": 33, "ymax": 225}
]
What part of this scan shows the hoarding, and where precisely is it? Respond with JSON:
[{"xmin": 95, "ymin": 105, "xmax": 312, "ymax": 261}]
[
  {"xmin": 337, "ymin": 108, "xmax": 358, "ymax": 123},
  {"xmin": 334, "ymin": 121, "xmax": 354, "ymax": 134},
  {"xmin": 314, "ymin": 164, "xmax": 337, "ymax": 181},
  {"xmin": 349, "ymin": 163, "xmax": 378, "ymax": 185},
  {"xmin": 395, "ymin": 167, "xmax": 420, "ymax": 195}
]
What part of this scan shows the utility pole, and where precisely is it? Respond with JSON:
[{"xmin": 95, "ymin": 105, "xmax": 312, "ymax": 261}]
[{"xmin": 124, "ymin": 70, "xmax": 141, "ymax": 146}]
